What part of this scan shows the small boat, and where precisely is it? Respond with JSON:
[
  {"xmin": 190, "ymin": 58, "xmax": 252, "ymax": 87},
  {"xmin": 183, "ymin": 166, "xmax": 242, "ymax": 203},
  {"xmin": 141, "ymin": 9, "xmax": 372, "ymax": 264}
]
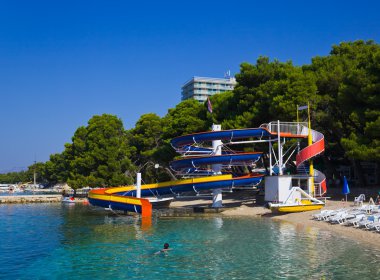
[
  {"xmin": 270, "ymin": 200, "xmax": 324, "ymax": 213},
  {"xmin": 269, "ymin": 187, "xmax": 325, "ymax": 213},
  {"xmin": 147, "ymin": 196, "xmax": 174, "ymax": 208},
  {"xmin": 62, "ymin": 196, "xmax": 76, "ymax": 203}
]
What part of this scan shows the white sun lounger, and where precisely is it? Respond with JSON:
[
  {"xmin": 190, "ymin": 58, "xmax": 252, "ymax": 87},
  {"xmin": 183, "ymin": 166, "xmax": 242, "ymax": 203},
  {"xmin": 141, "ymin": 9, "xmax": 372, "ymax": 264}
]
[
  {"xmin": 371, "ymin": 206, "xmax": 380, "ymax": 213},
  {"xmin": 345, "ymin": 214, "xmax": 366, "ymax": 226},
  {"xmin": 312, "ymin": 210, "xmax": 334, "ymax": 221},
  {"xmin": 356, "ymin": 215, "xmax": 379, "ymax": 228},
  {"xmin": 364, "ymin": 214, "xmax": 380, "ymax": 229},
  {"xmin": 375, "ymin": 223, "xmax": 380, "ymax": 232},
  {"xmin": 323, "ymin": 209, "xmax": 347, "ymax": 221},
  {"xmin": 313, "ymin": 209, "xmax": 344, "ymax": 221},
  {"xmin": 329, "ymin": 211, "xmax": 351, "ymax": 224},
  {"xmin": 352, "ymin": 215, "xmax": 371, "ymax": 228},
  {"xmin": 336, "ymin": 212, "xmax": 365, "ymax": 225},
  {"xmin": 365, "ymin": 220, "xmax": 380, "ymax": 230}
]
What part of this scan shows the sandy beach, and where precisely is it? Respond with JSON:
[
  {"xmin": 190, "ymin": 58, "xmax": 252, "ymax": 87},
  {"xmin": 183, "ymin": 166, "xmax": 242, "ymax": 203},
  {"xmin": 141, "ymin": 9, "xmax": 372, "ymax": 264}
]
[{"xmin": 170, "ymin": 192, "xmax": 380, "ymax": 249}]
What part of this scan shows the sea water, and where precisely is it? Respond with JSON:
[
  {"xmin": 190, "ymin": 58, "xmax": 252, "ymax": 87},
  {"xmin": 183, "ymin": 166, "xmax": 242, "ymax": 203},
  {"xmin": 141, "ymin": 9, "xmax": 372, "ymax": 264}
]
[{"xmin": 0, "ymin": 204, "xmax": 379, "ymax": 279}]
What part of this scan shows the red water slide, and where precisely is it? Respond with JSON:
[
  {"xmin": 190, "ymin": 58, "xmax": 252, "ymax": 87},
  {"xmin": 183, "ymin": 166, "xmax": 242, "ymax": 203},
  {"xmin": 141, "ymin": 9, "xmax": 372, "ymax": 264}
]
[{"xmin": 296, "ymin": 129, "xmax": 327, "ymax": 195}]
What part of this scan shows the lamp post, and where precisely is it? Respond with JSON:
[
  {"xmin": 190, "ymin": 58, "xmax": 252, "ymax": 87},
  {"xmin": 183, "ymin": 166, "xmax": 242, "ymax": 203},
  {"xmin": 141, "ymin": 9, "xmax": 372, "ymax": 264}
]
[
  {"xmin": 153, "ymin": 163, "xmax": 177, "ymax": 181},
  {"xmin": 135, "ymin": 161, "xmax": 177, "ymax": 198},
  {"xmin": 136, "ymin": 172, "xmax": 141, "ymax": 198}
]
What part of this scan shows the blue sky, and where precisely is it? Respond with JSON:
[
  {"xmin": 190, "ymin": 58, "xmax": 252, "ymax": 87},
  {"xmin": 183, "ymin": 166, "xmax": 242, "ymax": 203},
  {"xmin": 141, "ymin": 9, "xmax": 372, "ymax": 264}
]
[{"xmin": 1, "ymin": 0, "xmax": 379, "ymax": 173}]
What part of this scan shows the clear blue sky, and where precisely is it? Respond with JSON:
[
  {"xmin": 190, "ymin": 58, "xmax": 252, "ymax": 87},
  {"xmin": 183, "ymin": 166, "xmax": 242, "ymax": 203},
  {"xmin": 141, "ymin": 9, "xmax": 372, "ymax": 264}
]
[{"xmin": 1, "ymin": 0, "xmax": 379, "ymax": 173}]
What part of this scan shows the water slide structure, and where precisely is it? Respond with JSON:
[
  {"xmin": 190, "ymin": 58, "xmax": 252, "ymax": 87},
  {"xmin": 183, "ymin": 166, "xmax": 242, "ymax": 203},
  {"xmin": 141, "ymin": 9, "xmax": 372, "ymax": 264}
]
[{"xmin": 88, "ymin": 120, "xmax": 326, "ymax": 217}]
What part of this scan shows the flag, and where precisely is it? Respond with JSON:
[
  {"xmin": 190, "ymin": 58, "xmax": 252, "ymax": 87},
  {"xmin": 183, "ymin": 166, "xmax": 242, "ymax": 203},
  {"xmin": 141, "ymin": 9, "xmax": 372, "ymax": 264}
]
[
  {"xmin": 224, "ymin": 70, "xmax": 231, "ymax": 79},
  {"xmin": 207, "ymin": 97, "xmax": 213, "ymax": 113},
  {"xmin": 298, "ymin": 105, "xmax": 308, "ymax": 111}
]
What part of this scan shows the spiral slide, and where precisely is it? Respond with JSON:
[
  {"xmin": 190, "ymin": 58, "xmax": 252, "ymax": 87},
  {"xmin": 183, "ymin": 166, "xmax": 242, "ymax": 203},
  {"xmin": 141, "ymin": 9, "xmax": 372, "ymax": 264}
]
[
  {"xmin": 296, "ymin": 128, "xmax": 327, "ymax": 195},
  {"xmin": 88, "ymin": 125, "xmax": 326, "ymax": 216}
]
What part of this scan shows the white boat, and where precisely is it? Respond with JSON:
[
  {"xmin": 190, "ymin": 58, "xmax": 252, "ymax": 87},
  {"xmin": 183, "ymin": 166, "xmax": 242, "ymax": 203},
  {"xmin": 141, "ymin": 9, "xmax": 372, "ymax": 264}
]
[
  {"xmin": 0, "ymin": 184, "xmax": 10, "ymax": 192},
  {"xmin": 8, "ymin": 184, "xmax": 21, "ymax": 193},
  {"xmin": 62, "ymin": 196, "xmax": 76, "ymax": 203},
  {"xmin": 147, "ymin": 196, "xmax": 174, "ymax": 208}
]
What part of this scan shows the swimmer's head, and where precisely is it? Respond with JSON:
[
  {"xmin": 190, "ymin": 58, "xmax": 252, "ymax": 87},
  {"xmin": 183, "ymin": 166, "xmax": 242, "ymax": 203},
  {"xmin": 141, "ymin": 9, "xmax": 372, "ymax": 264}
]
[{"xmin": 164, "ymin": 243, "xmax": 169, "ymax": 249}]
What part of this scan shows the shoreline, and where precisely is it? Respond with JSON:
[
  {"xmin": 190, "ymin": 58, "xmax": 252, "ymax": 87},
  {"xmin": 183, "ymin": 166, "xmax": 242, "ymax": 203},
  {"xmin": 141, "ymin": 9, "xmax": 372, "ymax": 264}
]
[{"xmin": 170, "ymin": 194, "xmax": 380, "ymax": 250}]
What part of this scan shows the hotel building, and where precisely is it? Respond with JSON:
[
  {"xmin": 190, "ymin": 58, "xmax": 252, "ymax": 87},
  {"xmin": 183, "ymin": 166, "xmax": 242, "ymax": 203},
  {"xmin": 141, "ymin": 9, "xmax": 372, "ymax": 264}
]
[{"xmin": 181, "ymin": 76, "xmax": 237, "ymax": 102}]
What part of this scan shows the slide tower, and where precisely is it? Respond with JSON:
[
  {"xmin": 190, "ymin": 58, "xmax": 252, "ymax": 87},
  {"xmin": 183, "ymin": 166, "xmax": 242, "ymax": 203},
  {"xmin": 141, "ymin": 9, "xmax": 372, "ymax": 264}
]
[{"xmin": 88, "ymin": 120, "xmax": 326, "ymax": 217}]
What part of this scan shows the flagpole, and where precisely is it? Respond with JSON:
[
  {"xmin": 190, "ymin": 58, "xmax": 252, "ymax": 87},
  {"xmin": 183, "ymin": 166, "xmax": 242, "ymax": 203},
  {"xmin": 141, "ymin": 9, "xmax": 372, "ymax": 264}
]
[{"xmin": 307, "ymin": 102, "xmax": 314, "ymax": 197}]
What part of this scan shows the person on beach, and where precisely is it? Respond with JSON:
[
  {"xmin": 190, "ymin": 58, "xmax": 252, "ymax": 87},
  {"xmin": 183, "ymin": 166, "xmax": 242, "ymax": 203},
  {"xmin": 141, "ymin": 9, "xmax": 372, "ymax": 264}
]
[{"xmin": 155, "ymin": 243, "xmax": 171, "ymax": 255}]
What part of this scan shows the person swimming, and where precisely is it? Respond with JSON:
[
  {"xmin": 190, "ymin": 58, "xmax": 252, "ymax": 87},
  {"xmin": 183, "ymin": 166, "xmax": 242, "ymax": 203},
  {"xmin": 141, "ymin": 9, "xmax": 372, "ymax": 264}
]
[
  {"xmin": 162, "ymin": 243, "xmax": 170, "ymax": 251},
  {"xmin": 155, "ymin": 243, "xmax": 171, "ymax": 255}
]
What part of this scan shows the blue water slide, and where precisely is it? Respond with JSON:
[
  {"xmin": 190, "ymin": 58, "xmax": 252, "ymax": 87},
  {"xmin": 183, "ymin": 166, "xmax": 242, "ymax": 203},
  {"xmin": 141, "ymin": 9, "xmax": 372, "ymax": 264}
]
[
  {"xmin": 177, "ymin": 145, "xmax": 235, "ymax": 155},
  {"xmin": 170, "ymin": 152, "xmax": 263, "ymax": 171},
  {"xmin": 171, "ymin": 128, "xmax": 272, "ymax": 148},
  {"xmin": 177, "ymin": 168, "xmax": 215, "ymax": 175},
  {"xmin": 177, "ymin": 145, "xmax": 213, "ymax": 154}
]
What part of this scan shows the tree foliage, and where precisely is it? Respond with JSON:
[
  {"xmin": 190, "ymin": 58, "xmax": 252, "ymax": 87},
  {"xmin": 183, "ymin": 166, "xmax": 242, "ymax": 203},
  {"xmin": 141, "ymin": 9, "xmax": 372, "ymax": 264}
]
[
  {"xmin": 0, "ymin": 171, "xmax": 29, "ymax": 184},
  {"xmin": 213, "ymin": 57, "xmax": 318, "ymax": 129},
  {"xmin": 68, "ymin": 114, "xmax": 134, "ymax": 188},
  {"xmin": 307, "ymin": 40, "xmax": 380, "ymax": 162},
  {"xmin": 162, "ymin": 99, "xmax": 208, "ymax": 139},
  {"xmin": 129, "ymin": 113, "xmax": 164, "ymax": 165}
]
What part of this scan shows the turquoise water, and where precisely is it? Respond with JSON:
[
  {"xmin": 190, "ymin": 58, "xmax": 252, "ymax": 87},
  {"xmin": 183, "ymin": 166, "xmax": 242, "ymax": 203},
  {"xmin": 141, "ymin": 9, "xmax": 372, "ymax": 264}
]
[{"xmin": 1, "ymin": 204, "xmax": 380, "ymax": 279}]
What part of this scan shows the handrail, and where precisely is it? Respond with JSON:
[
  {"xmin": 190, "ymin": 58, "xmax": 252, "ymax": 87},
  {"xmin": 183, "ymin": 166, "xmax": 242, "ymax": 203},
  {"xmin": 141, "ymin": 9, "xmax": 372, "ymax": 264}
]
[{"xmin": 261, "ymin": 122, "xmax": 308, "ymax": 135}]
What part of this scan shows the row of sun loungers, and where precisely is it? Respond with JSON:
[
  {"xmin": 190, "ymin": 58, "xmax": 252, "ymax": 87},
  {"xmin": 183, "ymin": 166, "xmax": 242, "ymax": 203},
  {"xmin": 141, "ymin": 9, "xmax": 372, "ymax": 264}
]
[{"xmin": 312, "ymin": 204, "xmax": 380, "ymax": 233}]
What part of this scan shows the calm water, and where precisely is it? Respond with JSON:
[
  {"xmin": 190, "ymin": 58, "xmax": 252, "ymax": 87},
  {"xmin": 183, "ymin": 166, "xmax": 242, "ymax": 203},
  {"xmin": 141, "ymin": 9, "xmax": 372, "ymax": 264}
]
[{"xmin": 1, "ymin": 204, "xmax": 379, "ymax": 279}]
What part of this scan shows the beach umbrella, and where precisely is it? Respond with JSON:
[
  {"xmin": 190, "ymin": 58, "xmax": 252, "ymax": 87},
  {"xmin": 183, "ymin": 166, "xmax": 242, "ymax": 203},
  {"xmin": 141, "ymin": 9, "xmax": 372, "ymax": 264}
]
[{"xmin": 342, "ymin": 176, "xmax": 350, "ymax": 202}]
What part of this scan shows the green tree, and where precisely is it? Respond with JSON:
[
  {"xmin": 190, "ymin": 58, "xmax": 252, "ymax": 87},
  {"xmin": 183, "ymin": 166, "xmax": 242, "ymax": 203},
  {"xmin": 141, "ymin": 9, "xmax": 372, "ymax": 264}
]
[
  {"xmin": 163, "ymin": 99, "xmax": 208, "ymax": 139},
  {"xmin": 128, "ymin": 113, "xmax": 170, "ymax": 183},
  {"xmin": 66, "ymin": 114, "xmax": 134, "ymax": 189},
  {"xmin": 307, "ymin": 40, "xmax": 380, "ymax": 184},
  {"xmin": 44, "ymin": 152, "xmax": 71, "ymax": 184},
  {"xmin": 129, "ymin": 113, "xmax": 163, "ymax": 165},
  {"xmin": 24, "ymin": 162, "xmax": 47, "ymax": 184},
  {"xmin": 0, "ymin": 170, "xmax": 29, "ymax": 184}
]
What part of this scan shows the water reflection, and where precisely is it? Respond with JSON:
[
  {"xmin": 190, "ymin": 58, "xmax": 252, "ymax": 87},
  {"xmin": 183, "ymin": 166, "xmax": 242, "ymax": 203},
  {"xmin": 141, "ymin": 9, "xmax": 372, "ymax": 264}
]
[
  {"xmin": 213, "ymin": 217, "xmax": 223, "ymax": 229},
  {"xmin": 1, "ymin": 204, "xmax": 380, "ymax": 279}
]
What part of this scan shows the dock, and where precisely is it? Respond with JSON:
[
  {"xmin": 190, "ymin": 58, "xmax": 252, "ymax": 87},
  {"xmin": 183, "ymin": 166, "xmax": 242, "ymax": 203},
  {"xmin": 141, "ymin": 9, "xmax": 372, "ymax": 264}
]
[{"xmin": 0, "ymin": 194, "xmax": 62, "ymax": 204}]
